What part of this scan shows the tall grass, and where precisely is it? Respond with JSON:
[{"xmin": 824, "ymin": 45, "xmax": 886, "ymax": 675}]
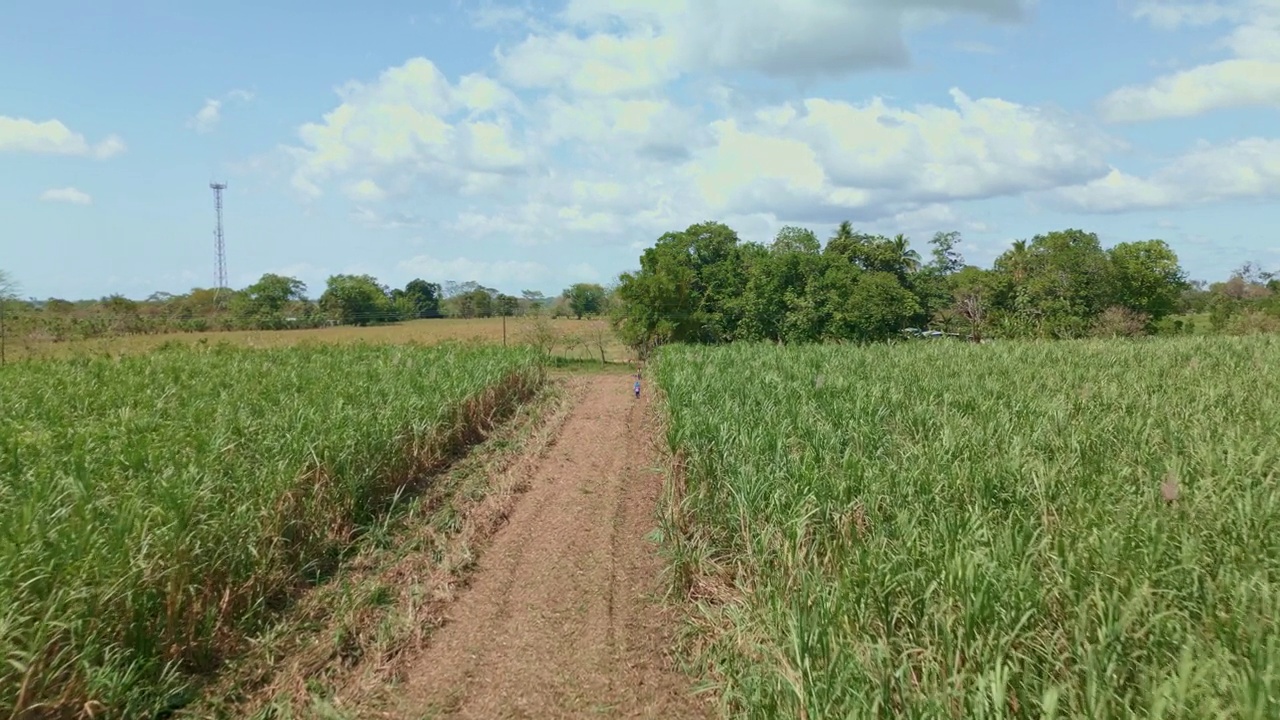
[
  {"xmin": 654, "ymin": 336, "xmax": 1280, "ymax": 719},
  {"xmin": 0, "ymin": 342, "xmax": 543, "ymax": 717}
]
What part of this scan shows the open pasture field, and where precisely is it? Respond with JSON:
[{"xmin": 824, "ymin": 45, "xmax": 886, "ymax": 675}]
[
  {"xmin": 0, "ymin": 343, "xmax": 543, "ymax": 717},
  {"xmin": 655, "ymin": 336, "xmax": 1280, "ymax": 719},
  {"xmin": 5, "ymin": 316, "xmax": 628, "ymax": 365}
]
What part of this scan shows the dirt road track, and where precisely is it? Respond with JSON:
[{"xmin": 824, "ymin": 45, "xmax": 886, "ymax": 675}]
[{"xmin": 385, "ymin": 374, "xmax": 712, "ymax": 719}]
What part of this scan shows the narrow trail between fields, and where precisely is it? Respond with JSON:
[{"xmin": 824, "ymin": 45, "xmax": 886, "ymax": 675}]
[{"xmin": 384, "ymin": 374, "xmax": 712, "ymax": 719}]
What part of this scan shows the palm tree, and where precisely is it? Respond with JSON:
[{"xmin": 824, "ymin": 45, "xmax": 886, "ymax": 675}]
[
  {"xmin": 1006, "ymin": 239, "xmax": 1030, "ymax": 283},
  {"xmin": 832, "ymin": 220, "xmax": 856, "ymax": 243},
  {"xmin": 891, "ymin": 234, "xmax": 921, "ymax": 273},
  {"xmin": 824, "ymin": 220, "xmax": 861, "ymax": 262}
]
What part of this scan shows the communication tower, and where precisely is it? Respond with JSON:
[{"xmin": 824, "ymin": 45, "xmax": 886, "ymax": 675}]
[{"xmin": 210, "ymin": 182, "xmax": 228, "ymax": 291}]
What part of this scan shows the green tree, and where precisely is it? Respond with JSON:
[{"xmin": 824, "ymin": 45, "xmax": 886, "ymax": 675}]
[
  {"xmin": 391, "ymin": 279, "xmax": 442, "ymax": 318},
  {"xmin": 1107, "ymin": 239, "xmax": 1187, "ymax": 322},
  {"xmin": 826, "ymin": 271, "xmax": 921, "ymax": 342},
  {"xmin": 519, "ymin": 289, "xmax": 547, "ymax": 315},
  {"xmin": 906, "ymin": 232, "xmax": 966, "ymax": 329},
  {"xmin": 740, "ymin": 240, "xmax": 827, "ymax": 342},
  {"xmin": 770, "ymin": 225, "xmax": 820, "ymax": 254},
  {"xmin": 99, "ymin": 294, "xmax": 139, "ymax": 314},
  {"xmin": 496, "ymin": 294, "xmax": 519, "ymax": 316},
  {"xmin": 44, "ymin": 298, "xmax": 75, "ymax": 314},
  {"xmin": 235, "ymin": 274, "xmax": 307, "ymax": 318},
  {"xmin": 889, "ymin": 234, "xmax": 922, "ymax": 274},
  {"xmin": 319, "ymin": 274, "xmax": 393, "ymax": 325},
  {"xmin": 823, "ymin": 224, "xmax": 918, "ymax": 277},
  {"xmin": 927, "ymin": 231, "xmax": 965, "ymax": 276},
  {"xmin": 949, "ymin": 266, "xmax": 999, "ymax": 340},
  {"xmin": 613, "ymin": 221, "xmax": 748, "ymax": 347},
  {"xmin": 563, "ymin": 283, "xmax": 607, "ymax": 318},
  {"xmin": 823, "ymin": 221, "xmax": 877, "ymax": 267},
  {"xmin": 389, "ymin": 294, "xmax": 416, "ymax": 321},
  {"xmin": 441, "ymin": 281, "xmax": 499, "ymax": 318},
  {"xmin": 823, "ymin": 221, "xmax": 859, "ymax": 258},
  {"xmin": 994, "ymin": 229, "xmax": 1114, "ymax": 338},
  {"xmin": 455, "ymin": 288, "xmax": 496, "ymax": 318},
  {"xmin": 997, "ymin": 239, "xmax": 1031, "ymax": 283}
]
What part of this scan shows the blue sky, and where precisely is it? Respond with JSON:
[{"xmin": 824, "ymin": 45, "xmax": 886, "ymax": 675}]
[{"xmin": 3, "ymin": 0, "xmax": 1279, "ymax": 301}]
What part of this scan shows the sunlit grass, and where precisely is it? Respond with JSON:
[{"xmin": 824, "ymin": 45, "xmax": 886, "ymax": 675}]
[
  {"xmin": 0, "ymin": 342, "xmax": 543, "ymax": 717},
  {"xmin": 654, "ymin": 336, "xmax": 1280, "ymax": 719},
  {"xmin": 8, "ymin": 316, "xmax": 630, "ymax": 364}
]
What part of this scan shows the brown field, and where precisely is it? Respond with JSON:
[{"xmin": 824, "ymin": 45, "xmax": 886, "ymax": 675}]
[{"xmin": 6, "ymin": 316, "xmax": 633, "ymax": 364}]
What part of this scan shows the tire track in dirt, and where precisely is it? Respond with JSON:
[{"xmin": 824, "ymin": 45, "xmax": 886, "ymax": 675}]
[{"xmin": 384, "ymin": 374, "xmax": 712, "ymax": 719}]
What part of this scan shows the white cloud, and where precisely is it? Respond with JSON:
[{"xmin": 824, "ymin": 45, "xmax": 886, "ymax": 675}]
[
  {"xmin": 429, "ymin": 83, "xmax": 1115, "ymax": 252},
  {"xmin": 682, "ymin": 89, "xmax": 1118, "ymax": 220},
  {"xmin": 470, "ymin": 2, "xmax": 536, "ymax": 30},
  {"xmin": 286, "ymin": 57, "xmax": 529, "ymax": 200},
  {"xmin": 1101, "ymin": 0, "xmax": 1280, "ymax": 120},
  {"xmin": 0, "ymin": 116, "xmax": 125, "ymax": 158},
  {"xmin": 39, "ymin": 186, "xmax": 93, "ymax": 205},
  {"xmin": 189, "ymin": 89, "xmax": 255, "ymax": 133},
  {"xmin": 94, "ymin": 135, "xmax": 126, "ymax": 159},
  {"xmin": 345, "ymin": 178, "xmax": 386, "ymax": 202},
  {"xmin": 279, "ymin": 1, "xmax": 1280, "ymax": 283},
  {"xmin": 448, "ymin": 200, "xmax": 638, "ymax": 245},
  {"xmin": 867, "ymin": 203, "xmax": 997, "ymax": 237},
  {"xmin": 289, "ymin": 53, "xmax": 1120, "ymax": 259},
  {"xmin": 1099, "ymin": 59, "xmax": 1280, "ymax": 121},
  {"xmin": 191, "ymin": 100, "xmax": 222, "ymax": 133},
  {"xmin": 1051, "ymin": 137, "xmax": 1280, "ymax": 212},
  {"xmin": 496, "ymin": 31, "xmax": 679, "ymax": 96},
  {"xmin": 281, "ymin": 1, "xmax": 1098, "ymax": 259},
  {"xmin": 535, "ymin": 95, "xmax": 699, "ymax": 159},
  {"xmin": 529, "ymin": 0, "xmax": 1028, "ymax": 85}
]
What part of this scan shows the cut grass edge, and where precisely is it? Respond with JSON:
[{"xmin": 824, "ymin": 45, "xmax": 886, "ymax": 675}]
[
  {"xmin": 174, "ymin": 374, "xmax": 581, "ymax": 720},
  {"xmin": 645, "ymin": 381, "xmax": 739, "ymax": 719}
]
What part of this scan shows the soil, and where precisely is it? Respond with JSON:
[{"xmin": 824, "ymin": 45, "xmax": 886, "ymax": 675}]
[{"xmin": 379, "ymin": 373, "xmax": 712, "ymax": 719}]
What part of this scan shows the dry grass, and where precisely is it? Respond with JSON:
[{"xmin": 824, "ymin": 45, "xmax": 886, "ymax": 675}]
[{"xmin": 7, "ymin": 317, "xmax": 631, "ymax": 364}]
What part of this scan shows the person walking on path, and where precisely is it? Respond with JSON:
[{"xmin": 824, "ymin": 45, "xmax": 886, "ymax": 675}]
[{"xmin": 633, "ymin": 372, "xmax": 642, "ymax": 399}]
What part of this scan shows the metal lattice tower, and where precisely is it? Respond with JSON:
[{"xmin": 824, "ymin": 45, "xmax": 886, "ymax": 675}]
[{"xmin": 210, "ymin": 182, "xmax": 228, "ymax": 290}]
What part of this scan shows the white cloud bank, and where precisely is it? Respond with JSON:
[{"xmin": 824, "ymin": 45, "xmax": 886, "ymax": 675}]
[
  {"xmin": 501, "ymin": 0, "xmax": 1029, "ymax": 89},
  {"xmin": 1051, "ymin": 138, "xmax": 1280, "ymax": 213},
  {"xmin": 1100, "ymin": 0, "xmax": 1280, "ymax": 121},
  {"xmin": 270, "ymin": 0, "xmax": 1280, "ymax": 255}
]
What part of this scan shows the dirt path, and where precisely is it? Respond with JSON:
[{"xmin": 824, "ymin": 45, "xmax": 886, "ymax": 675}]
[{"xmin": 384, "ymin": 374, "xmax": 712, "ymax": 719}]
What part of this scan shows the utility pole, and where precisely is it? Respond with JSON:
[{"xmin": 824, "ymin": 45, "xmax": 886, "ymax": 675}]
[{"xmin": 210, "ymin": 182, "xmax": 228, "ymax": 301}]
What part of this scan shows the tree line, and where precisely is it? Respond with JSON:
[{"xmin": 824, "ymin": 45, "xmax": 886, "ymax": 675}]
[
  {"xmin": 609, "ymin": 221, "xmax": 1280, "ymax": 352},
  {"xmin": 4, "ymin": 221, "xmax": 1278, "ymax": 351},
  {"xmin": 0, "ymin": 269, "xmax": 611, "ymax": 345}
]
